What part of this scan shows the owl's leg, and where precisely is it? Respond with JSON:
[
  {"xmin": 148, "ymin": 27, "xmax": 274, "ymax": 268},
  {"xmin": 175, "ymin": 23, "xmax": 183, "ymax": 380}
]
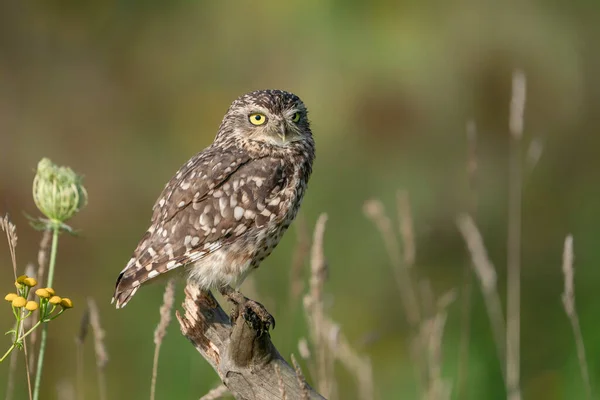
[{"xmin": 218, "ymin": 285, "xmax": 275, "ymax": 332}]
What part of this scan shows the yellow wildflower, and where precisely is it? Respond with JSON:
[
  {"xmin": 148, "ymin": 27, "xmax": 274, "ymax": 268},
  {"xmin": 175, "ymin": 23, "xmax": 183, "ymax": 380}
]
[
  {"xmin": 45, "ymin": 288, "xmax": 56, "ymax": 296},
  {"xmin": 35, "ymin": 289, "xmax": 51, "ymax": 299},
  {"xmin": 4, "ymin": 293, "xmax": 18, "ymax": 302},
  {"xmin": 12, "ymin": 297, "xmax": 27, "ymax": 308},
  {"xmin": 16, "ymin": 275, "xmax": 28, "ymax": 284},
  {"xmin": 25, "ymin": 301, "xmax": 38, "ymax": 311},
  {"xmin": 49, "ymin": 296, "xmax": 62, "ymax": 305},
  {"xmin": 60, "ymin": 298, "xmax": 73, "ymax": 309},
  {"xmin": 23, "ymin": 277, "xmax": 37, "ymax": 287}
]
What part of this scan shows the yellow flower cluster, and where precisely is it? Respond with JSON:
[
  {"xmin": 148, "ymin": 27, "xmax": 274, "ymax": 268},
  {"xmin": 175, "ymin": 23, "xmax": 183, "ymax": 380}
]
[{"xmin": 5, "ymin": 275, "xmax": 74, "ymax": 315}]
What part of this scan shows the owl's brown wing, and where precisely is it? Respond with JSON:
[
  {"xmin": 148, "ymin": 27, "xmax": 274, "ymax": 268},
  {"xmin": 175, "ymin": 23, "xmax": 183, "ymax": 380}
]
[{"xmin": 113, "ymin": 149, "xmax": 288, "ymax": 308}]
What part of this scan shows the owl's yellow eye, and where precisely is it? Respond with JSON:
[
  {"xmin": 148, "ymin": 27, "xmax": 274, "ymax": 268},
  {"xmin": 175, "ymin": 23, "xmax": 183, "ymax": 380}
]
[
  {"xmin": 292, "ymin": 112, "xmax": 301, "ymax": 123},
  {"xmin": 249, "ymin": 113, "xmax": 267, "ymax": 126}
]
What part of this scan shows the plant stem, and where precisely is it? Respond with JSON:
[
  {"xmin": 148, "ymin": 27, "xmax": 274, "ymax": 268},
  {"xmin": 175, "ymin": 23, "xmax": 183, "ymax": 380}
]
[
  {"xmin": 32, "ymin": 225, "xmax": 59, "ymax": 400},
  {"xmin": 0, "ymin": 345, "xmax": 16, "ymax": 363},
  {"xmin": 46, "ymin": 226, "xmax": 59, "ymax": 288}
]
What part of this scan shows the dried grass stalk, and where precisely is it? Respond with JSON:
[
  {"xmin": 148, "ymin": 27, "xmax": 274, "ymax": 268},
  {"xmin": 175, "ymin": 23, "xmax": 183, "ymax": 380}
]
[
  {"xmin": 87, "ymin": 298, "xmax": 108, "ymax": 400},
  {"xmin": 456, "ymin": 214, "xmax": 506, "ymax": 384},
  {"xmin": 150, "ymin": 278, "xmax": 176, "ymax": 400},
  {"xmin": 303, "ymin": 214, "xmax": 374, "ymax": 400},
  {"xmin": 291, "ymin": 354, "xmax": 310, "ymax": 400},
  {"xmin": 2, "ymin": 215, "xmax": 33, "ymax": 400},
  {"xmin": 363, "ymin": 200, "xmax": 420, "ymax": 328},
  {"xmin": 457, "ymin": 120, "xmax": 478, "ymax": 400},
  {"xmin": 421, "ymin": 290, "xmax": 456, "ymax": 400},
  {"xmin": 396, "ymin": 190, "xmax": 416, "ymax": 267},
  {"xmin": 506, "ymin": 69, "xmax": 526, "ymax": 400},
  {"xmin": 56, "ymin": 380, "xmax": 76, "ymax": 400},
  {"xmin": 561, "ymin": 235, "xmax": 593, "ymax": 400},
  {"xmin": 290, "ymin": 215, "xmax": 310, "ymax": 303},
  {"xmin": 76, "ymin": 307, "xmax": 90, "ymax": 400},
  {"xmin": 303, "ymin": 214, "xmax": 333, "ymax": 397},
  {"xmin": 1, "ymin": 214, "xmax": 18, "ymax": 280},
  {"xmin": 276, "ymin": 364, "xmax": 288, "ymax": 400}
]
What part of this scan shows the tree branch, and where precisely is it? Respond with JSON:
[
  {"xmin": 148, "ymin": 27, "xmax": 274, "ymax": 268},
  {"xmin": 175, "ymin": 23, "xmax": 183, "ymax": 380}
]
[{"xmin": 176, "ymin": 284, "xmax": 326, "ymax": 400}]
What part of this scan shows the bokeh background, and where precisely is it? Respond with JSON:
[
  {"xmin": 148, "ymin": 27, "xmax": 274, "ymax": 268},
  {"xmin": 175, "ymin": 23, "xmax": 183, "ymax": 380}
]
[{"xmin": 1, "ymin": 1, "xmax": 599, "ymax": 399}]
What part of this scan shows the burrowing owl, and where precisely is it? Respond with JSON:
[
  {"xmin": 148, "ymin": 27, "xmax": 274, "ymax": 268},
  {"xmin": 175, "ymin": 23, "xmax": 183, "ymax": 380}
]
[{"xmin": 113, "ymin": 89, "xmax": 314, "ymax": 330}]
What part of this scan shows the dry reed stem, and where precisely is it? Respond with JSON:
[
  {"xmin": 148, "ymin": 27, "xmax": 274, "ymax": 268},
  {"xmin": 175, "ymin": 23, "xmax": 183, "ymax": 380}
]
[
  {"xmin": 363, "ymin": 200, "xmax": 421, "ymax": 328},
  {"xmin": 291, "ymin": 354, "xmax": 310, "ymax": 400},
  {"xmin": 396, "ymin": 190, "xmax": 416, "ymax": 267},
  {"xmin": 457, "ymin": 119, "xmax": 478, "ymax": 400},
  {"xmin": 561, "ymin": 235, "xmax": 593, "ymax": 400},
  {"xmin": 150, "ymin": 278, "xmax": 176, "ymax": 400},
  {"xmin": 199, "ymin": 384, "xmax": 229, "ymax": 400},
  {"xmin": 506, "ymin": 69, "xmax": 526, "ymax": 400},
  {"xmin": 87, "ymin": 298, "xmax": 108, "ymax": 400},
  {"xmin": 456, "ymin": 214, "xmax": 507, "ymax": 385}
]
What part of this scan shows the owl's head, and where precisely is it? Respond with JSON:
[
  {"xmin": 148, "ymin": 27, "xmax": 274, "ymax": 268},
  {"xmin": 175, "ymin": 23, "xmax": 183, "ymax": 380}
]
[{"xmin": 216, "ymin": 90, "xmax": 313, "ymax": 149}]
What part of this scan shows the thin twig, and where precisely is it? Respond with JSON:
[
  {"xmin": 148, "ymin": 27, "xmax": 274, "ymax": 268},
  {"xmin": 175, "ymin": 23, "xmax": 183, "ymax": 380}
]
[
  {"xmin": 150, "ymin": 278, "xmax": 176, "ymax": 400},
  {"xmin": 87, "ymin": 298, "xmax": 108, "ymax": 400},
  {"xmin": 561, "ymin": 235, "xmax": 592, "ymax": 399},
  {"xmin": 507, "ymin": 69, "xmax": 526, "ymax": 400},
  {"xmin": 456, "ymin": 214, "xmax": 507, "ymax": 384}
]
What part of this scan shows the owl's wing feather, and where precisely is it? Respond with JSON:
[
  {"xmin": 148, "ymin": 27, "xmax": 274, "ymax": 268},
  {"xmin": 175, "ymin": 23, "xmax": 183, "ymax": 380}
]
[{"xmin": 113, "ymin": 150, "xmax": 288, "ymax": 308}]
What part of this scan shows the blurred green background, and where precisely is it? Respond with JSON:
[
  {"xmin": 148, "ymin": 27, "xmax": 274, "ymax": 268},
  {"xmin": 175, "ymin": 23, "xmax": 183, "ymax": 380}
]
[{"xmin": 1, "ymin": 1, "xmax": 599, "ymax": 399}]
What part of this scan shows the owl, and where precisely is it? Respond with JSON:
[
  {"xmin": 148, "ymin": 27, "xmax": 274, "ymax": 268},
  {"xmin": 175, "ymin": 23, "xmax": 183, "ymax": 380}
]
[{"xmin": 112, "ymin": 89, "xmax": 315, "ymax": 330}]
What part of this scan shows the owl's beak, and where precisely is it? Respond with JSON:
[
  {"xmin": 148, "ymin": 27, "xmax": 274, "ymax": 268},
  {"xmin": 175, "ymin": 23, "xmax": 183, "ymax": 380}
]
[{"xmin": 276, "ymin": 123, "xmax": 286, "ymax": 142}]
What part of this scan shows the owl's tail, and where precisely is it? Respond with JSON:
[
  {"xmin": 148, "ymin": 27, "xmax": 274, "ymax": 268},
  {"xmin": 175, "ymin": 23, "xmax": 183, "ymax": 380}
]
[{"xmin": 112, "ymin": 271, "xmax": 140, "ymax": 309}]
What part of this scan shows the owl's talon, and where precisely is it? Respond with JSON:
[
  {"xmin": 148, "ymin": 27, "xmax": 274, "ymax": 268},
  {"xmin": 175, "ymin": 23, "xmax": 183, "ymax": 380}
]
[
  {"xmin": 220, "ymin": 287, "xmax": 275, "ymax": 332},
  {"xmin": 241, "ymin": 299, "xmax": 275, "ymax": 333}
]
